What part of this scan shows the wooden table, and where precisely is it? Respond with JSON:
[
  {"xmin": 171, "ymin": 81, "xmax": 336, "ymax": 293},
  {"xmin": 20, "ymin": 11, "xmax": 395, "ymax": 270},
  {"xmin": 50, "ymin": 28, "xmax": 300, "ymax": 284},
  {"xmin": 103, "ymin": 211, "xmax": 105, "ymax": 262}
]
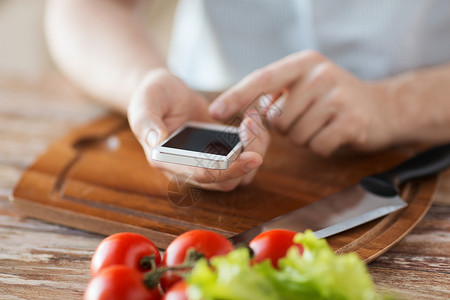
[{"xmin": 0, "ymin": 74, "xmax": 449, "ymax": 299}]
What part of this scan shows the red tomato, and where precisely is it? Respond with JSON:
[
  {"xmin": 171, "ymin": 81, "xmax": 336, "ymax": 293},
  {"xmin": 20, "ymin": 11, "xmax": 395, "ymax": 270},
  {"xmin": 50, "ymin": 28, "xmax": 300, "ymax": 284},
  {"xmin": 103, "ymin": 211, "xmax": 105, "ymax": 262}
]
[
  {"xmin": 249, "ymin": 229, "xmax": 304, "ymax": 268},
  {"xmin": 84, "ymin": 265, "xmax": 161, "ymax": 300},
  {"xmin": 160, "ymin": 274, "xmax": 181, "ymax": 295},
  {"xmin": 163, "ymin": 280, "xmax": 188, "ymax": 300},
  {"xmin": 91, "ymin": 232, "xmax": 161, "ymax": 276},
  {"xmin": 160, "ymin": 230, "xmax": 233, "ymax": 291}
]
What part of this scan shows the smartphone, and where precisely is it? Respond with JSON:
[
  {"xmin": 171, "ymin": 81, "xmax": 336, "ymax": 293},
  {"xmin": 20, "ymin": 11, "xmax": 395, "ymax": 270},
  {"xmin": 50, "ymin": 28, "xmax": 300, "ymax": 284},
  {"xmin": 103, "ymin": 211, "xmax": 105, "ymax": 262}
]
[{"xmin": 152, "ymin": 122, "xmax": 242, "ymax": 170}]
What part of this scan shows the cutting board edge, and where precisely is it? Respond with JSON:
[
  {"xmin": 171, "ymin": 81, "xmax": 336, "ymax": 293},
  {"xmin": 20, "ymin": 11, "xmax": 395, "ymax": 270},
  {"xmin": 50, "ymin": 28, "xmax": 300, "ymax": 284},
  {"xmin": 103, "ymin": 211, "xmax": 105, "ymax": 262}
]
[
  {"xmin": 361, "ymin": 179, "xmax": 437, "ymax": 263},
  {"xmin": 11, "ymin": 195, "xmax": 177, "ymax": 249}
]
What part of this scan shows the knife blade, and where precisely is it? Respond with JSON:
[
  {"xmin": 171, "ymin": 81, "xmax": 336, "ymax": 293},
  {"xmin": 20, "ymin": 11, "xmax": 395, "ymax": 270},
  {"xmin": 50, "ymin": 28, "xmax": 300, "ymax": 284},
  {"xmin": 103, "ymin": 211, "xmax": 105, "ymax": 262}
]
[{"xmin": 229, "ymin": 143, "xmax": 450, "ymax": 244}]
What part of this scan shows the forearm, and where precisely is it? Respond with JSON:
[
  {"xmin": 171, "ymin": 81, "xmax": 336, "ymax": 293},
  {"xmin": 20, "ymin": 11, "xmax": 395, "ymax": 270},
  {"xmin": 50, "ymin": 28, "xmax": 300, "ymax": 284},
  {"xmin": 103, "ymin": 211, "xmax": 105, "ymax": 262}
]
[
  {"xmin": 45, "ymin": 0, "xmax": 165, "ymax": 113},
  {"xmin": 373, "ymin": 64, "xmax": 450, "ymax": 145}
]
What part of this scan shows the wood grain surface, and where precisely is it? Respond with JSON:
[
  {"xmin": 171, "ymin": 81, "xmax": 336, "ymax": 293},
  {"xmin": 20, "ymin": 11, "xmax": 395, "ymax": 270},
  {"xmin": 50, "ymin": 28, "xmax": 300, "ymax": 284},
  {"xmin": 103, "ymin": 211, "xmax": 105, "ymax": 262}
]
[{"xmin": 1, "ymin": 74, "xmax": 449, "ymax": 299}]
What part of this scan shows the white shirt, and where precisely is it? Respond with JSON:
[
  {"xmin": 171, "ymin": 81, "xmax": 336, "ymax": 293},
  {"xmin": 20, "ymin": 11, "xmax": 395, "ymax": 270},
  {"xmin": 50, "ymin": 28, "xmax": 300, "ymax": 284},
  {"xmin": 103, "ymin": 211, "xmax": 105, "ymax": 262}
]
[{"xmin": 168, "ymin": 0, "xmax": 450, "ymax": 91}]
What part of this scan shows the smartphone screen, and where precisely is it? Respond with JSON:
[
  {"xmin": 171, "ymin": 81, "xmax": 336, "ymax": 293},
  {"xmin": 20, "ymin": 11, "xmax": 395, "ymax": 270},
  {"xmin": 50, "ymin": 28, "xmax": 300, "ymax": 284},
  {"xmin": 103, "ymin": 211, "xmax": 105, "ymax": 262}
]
[{"xmin": 161, "ymin": 126, "xmax": 240, "ymax": 156}]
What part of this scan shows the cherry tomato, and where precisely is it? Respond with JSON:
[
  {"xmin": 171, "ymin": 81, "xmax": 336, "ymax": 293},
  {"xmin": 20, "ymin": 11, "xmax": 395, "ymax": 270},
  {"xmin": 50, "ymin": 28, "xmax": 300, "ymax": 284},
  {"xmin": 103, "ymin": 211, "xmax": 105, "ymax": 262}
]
[
  {"xmin": 91, "ymin": 232, "xmax": 161, "ymax": 276},
  {"xmin": 163, "ymin": 280, "xmax": 188, "ymax": 300},
  {"xmin": 160, "ymin": 230, "xmax": 233, "ymax": 291},
  {"xmin": 84, "ymin": 265, "xmax": 161, "ymax": 300},
  {"xmin": 249, "ymin": 229, "xmax": 304, "ymax": 268},
  {"xmin": 160, "ymin": 274, "xmax": 181, "ymax": 295}
]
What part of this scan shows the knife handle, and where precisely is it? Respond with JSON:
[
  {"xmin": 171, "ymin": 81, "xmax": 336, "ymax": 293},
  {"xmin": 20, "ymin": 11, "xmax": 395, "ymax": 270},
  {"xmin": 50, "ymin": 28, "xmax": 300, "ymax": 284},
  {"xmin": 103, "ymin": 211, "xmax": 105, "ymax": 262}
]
[{"xmin": 360, "ymin": 143, "xmax": 450, "ymax": 196}]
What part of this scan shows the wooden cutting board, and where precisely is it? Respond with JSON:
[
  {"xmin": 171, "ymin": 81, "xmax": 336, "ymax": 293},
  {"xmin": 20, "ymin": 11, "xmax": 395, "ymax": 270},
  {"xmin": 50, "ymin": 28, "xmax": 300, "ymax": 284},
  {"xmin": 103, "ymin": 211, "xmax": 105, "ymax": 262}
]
[{"xmin": 11, "ymin": 115, "xmax": 437, "ymax": 262}]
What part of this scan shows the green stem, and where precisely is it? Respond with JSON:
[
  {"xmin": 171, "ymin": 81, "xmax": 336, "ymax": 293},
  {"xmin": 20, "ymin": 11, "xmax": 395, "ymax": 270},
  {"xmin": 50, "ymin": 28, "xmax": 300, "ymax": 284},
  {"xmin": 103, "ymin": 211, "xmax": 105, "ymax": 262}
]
[
  {"xmin": 143, "ymin": 248, "xmax": 204, "ymax": 289},
  {"xmin": 139, "ymin": 254, "xmax": 157, "ymax": 270},
  {"xmin": 143, "ymin": 262, "xmax": 196, "ymax": 289}
]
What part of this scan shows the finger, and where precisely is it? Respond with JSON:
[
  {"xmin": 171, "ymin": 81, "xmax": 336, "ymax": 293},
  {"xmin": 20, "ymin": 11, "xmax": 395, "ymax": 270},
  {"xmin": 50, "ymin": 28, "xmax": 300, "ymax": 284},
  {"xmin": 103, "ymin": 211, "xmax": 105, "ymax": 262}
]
[
  {"xmin": 187, "ymin": 156, "xmax": 260, "ymax": 191},
  {"xmin": 149, "ymin": 152, "xmax": 260, "ymax": 192},
  {"xmin": 239, "ymin": 112, "xmax": 271, "ymax": 185},
  {"xmin": 193, "ymin": 151, "xmax": 262, "ymax": 183},
  {"xmin": 145, "ymin": 147, "xmax": 239, "ymax": 192},
  {"xmin": 209, "ymin": 51, "xmax": 325, "ymax": 119},
  {"xmin": 287, "ymin": 89, "xmax": 338, "ymax": 146},
  {"xmin": 162, "ymin": 169, "xmax": 241, "ymax": 192},
  {"xmin": 268, "ymin": 63, "xmax": 336, "ymax": 132},
  {"xmin": 240, "ymin": 169, "xmax": 258, "ymax": 186},
  {"xmin": 308, "ymin": 115, "xmax": 357, "ymax": 156},
  {"xmin": 241, "ymin": 111, "xmax": 271, "ymax": 155},
  {"xmin": 149, "ymin": 149, "xmax": 261, "ymax": 186},
  {"xmin": 128, "ymin": 80, "xmax": 170, "ymax": 149},
  {"xmin": 150, "ymin": 153, "xmax": 245, "ymax": 192},
  {"xmin": 257, "ymin": 90, "xmax": 285, "ymax": 114}
]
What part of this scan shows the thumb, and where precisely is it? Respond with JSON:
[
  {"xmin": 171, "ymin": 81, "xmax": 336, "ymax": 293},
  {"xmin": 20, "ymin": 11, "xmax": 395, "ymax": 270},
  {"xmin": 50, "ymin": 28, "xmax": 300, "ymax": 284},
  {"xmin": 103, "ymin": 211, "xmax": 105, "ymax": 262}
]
[
  {"xmin": 238, "ymin": 110, "xmax": 271, "ymax": 185},
  {"xmin": 128, "ymin": 96, "xmax": 169, "ymax": 150},
  {"xmin": 143, "ymin": 115, "xmax": 169, "ymax": 149},
  {"xmin": 129, "ymin": 110, "xmax": 169, "ymax": 149},
  {"xmin": 240, "ymin": 110, "xmax": 271, "ymax": 156}
]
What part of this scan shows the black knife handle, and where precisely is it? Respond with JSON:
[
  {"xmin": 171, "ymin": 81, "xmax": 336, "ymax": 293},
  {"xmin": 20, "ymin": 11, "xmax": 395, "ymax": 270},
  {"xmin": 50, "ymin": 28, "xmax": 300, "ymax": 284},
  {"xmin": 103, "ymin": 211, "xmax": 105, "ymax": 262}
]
[{"xmin": 360, "ymin": 143, "xmax": 450, "ymax": 197}]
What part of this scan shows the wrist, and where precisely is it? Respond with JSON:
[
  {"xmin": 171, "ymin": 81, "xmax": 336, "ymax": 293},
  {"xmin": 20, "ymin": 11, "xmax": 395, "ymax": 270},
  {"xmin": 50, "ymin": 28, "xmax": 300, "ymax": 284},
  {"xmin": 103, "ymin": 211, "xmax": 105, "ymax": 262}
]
[
  {"xmin": 369, "ymin": 72, "xmax": 428, "ymax": 145},
  {"xmin": 371, "ymin": 66, "xmax": 450, "ymax": 146}
]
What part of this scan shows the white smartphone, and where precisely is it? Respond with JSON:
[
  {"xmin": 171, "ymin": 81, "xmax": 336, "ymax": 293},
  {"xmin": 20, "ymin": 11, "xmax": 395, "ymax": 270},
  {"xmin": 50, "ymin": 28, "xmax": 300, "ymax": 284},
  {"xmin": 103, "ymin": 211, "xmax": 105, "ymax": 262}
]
[{"xmin": 152, "ymin": 122, "xmax": 242, "ymax": 170}]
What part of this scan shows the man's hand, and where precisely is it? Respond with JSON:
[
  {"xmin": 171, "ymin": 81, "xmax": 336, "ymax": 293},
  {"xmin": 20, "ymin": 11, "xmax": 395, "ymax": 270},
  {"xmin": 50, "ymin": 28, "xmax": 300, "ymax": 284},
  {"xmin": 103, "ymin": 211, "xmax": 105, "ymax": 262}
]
[
  {"xmin": 209, "ymin": 51, "xmax": 398, "ymax": 156},
  {"xmin": 128, "ymin": 69, "xmax": 270, "ymax": 191}
]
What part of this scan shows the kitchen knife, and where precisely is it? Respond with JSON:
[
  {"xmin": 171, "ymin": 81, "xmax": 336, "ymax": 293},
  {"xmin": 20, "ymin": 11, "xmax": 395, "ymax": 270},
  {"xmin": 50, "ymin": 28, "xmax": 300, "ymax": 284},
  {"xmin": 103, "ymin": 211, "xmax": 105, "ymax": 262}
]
[{"xmin": 229, "ymin": 143, "xmax": 450, "ymax": 244}]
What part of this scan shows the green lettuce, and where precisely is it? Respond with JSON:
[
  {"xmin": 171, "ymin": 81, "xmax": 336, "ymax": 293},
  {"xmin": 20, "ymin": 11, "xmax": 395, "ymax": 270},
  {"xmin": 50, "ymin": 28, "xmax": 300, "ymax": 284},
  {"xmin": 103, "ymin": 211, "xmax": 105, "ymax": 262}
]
[
  {"xmin": 187, "ymin": 248, "xmax": 279, "ymax": 300},
  {"xmin": 186, "ymin": 230, "xmax": 396, "ymax": 300}
]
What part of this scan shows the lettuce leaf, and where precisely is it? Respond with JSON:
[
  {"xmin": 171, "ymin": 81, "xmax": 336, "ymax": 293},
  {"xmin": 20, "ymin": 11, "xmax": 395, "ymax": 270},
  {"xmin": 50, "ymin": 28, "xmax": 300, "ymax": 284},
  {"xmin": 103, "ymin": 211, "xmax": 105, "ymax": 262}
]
[
  {"xmin": 186, "ymin": 230, "xmax": 396, "ymax": 300},
  {"xmin": 187, "ymin": 248, "xmax": 279, "ymax": 300}
]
